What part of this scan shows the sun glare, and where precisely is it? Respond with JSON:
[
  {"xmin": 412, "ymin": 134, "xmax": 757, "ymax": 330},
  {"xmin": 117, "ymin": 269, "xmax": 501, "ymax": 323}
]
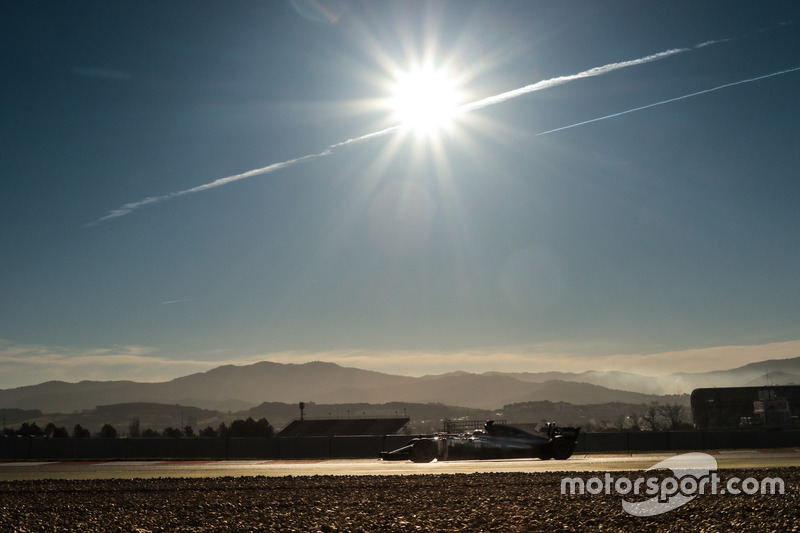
[{"xmin": 389, "ymin": 66, "xmax": 462, "ymax": 134}]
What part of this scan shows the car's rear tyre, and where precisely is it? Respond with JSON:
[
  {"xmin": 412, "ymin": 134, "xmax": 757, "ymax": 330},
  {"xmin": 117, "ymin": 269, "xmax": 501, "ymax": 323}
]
[
  {"xmin": 551, "ymin": 437, "xmax": 574, "ymax": 460},
  {"xmin": 411, "ymin": 439, "xmax": 438, "ymax": 463}
]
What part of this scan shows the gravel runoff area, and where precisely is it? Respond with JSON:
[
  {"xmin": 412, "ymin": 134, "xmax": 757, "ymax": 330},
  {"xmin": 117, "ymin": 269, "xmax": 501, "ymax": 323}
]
[{"xmin": 0, "ymin": 468, "xmax": 797, "ymax": 532}]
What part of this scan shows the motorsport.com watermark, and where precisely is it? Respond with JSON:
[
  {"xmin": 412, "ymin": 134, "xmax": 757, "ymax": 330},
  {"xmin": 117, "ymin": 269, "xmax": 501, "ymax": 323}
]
[{"xmin": 560, "ymin": 452, "xmax": 785, "ymax": 516}]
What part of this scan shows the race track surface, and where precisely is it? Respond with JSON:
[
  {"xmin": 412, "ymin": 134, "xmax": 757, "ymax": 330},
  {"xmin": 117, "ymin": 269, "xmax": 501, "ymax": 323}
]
[{"xmin": 2, "ymin": 449, "xmax": 798, "ymax": 481}]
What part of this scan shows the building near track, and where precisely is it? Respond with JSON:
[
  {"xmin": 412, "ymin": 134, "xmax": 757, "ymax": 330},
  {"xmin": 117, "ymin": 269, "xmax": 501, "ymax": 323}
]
[{"xmin": 691, "ymin": 386, "xmax": 800, "ymax": 429}]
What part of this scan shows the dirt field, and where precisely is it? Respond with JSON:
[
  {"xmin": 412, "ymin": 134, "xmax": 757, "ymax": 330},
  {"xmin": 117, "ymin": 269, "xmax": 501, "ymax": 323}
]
[{"xmin": 1, "ymin": 468, "xmax": 797, "ymax": 532}]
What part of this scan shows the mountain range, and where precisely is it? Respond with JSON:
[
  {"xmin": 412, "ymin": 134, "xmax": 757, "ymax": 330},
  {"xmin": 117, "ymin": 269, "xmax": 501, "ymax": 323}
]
[{"xmin": 1, "ymin": 355, "xmax": 798, "ymax": 413}]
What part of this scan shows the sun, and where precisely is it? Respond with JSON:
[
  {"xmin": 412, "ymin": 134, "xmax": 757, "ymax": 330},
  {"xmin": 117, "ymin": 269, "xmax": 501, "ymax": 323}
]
[{"xmin": 389, "ymin": 65, "xmax": 463, "ymax": 134}]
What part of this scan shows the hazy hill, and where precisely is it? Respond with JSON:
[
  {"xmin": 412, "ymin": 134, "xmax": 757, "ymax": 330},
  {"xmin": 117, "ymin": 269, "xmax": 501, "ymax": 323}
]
[
  {"xmin": 487, "ymin": 355, "xmax": 800, "ymax": 395},
  {"xmin": 680, "ymin": 356, "xmax": 800, "ymax": 389},
  {"xmin": 320, "ymin": 374, "xmax": 685, "ymax": 409},
  {"xmin": 1, "ymin": 356, "xmax": 795, "ymax": 413},
  {"xmin": 0, "ymin": 380, "xmax": 162, "ymax": 414},
  {"xmin": 0, "ymin": 408, "xmax": 43, "ymax": 425},
  {"xmin": 485, "ymin": 370, "xmax": 673, "ymax": 395},
  {"xmin": 743, "ymin": 372, "xmax": 800, "ymax": 387},
  {"xmin": 0, "ymin": 362, "xmax": 414, "ymax": 413},
  {"xmin": 316, "ymin": 373, "xmax": 539, "ymax": 408},
  {"xmin": 165, "ymin": 361, "xmax": 417, "ymax": 408}
]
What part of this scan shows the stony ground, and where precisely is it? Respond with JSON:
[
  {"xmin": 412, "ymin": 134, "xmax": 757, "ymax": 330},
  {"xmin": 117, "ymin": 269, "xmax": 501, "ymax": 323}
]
[{"xmin": 0, "ymin": 468, "xmax": 797, "ymax": 532}]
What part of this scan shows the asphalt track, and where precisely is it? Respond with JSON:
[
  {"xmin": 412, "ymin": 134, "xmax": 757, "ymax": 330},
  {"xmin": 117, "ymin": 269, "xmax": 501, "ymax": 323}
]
[{"xmin": 1, "ymin": 449, "xmax": 798, "ymax": 481}]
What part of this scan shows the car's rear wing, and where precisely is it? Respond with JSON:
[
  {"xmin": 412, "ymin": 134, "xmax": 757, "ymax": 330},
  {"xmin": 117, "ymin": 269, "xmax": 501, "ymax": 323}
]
[{"xmin": 544, "ymin": 422, "xmax": 581, "ymax": 441}]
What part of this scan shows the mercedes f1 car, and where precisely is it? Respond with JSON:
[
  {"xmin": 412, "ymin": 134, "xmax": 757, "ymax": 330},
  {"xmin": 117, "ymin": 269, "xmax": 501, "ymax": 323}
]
[{"xmin": 381, "ymin": 421, "xmax": 580, "ymax": 462}]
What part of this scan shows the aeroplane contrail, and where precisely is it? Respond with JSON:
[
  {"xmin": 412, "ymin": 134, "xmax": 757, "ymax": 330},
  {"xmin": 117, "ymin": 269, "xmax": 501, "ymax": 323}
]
[
  {"xmin": 459, "ymin": 48, "xmax": 688, "ymax": 112},
  {"xmin": 536, "ymin": 65, "xmax": 800, "ymax": 136},
  {"xmin": 87, "ymin": 126, "xmax": 408, "ymax": 225},
  {"xmin": 88, "ymin": 152, "xmax": 327, "ymax": 225},
  {"xmin": 88, "ymin": 42, "xmax": 730, "ymax": 225}
]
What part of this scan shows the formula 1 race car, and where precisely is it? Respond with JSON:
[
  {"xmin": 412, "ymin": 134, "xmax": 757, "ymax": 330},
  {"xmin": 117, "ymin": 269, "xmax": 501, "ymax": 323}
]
[{"xmin": 380, "ymin": 421, "xmax": 580, "ymax": 462}]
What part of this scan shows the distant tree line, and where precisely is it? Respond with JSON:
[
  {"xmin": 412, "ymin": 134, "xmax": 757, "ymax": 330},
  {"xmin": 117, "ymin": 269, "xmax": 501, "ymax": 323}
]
[
  {"xmin": 502, "ymin": 400, "xmax": 692, "ymax": 433},
  {"xmin": 2, "ymin": 422, "xmax": 121, "ymax": 439},
  {"xmin": 2, "ymin": 417, "xmax": 274, "ymax": 439},
  {"xmin": 578, "ymin": 403, "xmax": 691, "ymax": 432},
  {"xmin": 2, "ymin": 422, "xmax": 71, "ymax": 438},
  {"xmin": 219, "ymin": 417, "xmax": 274, "ymax": 437}
]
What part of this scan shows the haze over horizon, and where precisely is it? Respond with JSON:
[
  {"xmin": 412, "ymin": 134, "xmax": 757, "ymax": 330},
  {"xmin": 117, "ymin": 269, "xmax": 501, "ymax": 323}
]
[{"xmin": 2, "ymin": 2, "xmax": 800, "ymax": 389}]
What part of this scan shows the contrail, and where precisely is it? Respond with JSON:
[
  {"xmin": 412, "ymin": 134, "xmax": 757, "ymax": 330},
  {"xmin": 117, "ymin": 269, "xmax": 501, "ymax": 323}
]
[
  {"xmin": 537, "ymin": 65, "xmax": 800, "ymax": 136},
  {"xmin": 89, "ymin": 45, "xmax": 702, "ymax": 225},
  {"xmin": 459, "ymin": 48, "xmax": 688, "ymax": 112},
  {"xmin": 88, "ymin": 152, "xmax": 330, "ymax": 225},
  {"xmin": 87, "ymin": 128, "xmax": 404, "ymax": 226}
]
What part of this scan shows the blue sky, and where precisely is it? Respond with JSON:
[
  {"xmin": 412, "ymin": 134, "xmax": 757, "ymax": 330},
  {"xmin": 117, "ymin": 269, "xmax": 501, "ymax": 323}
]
[{"xmin": 2, "ymin": 1, "xmax": 800, "ymax": 387}]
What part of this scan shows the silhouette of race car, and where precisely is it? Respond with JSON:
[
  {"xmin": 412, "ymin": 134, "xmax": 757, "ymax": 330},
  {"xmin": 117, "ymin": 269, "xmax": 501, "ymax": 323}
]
[{"xmin": 381, "ymin": 421, "xmax": 581, "ymax": 462}]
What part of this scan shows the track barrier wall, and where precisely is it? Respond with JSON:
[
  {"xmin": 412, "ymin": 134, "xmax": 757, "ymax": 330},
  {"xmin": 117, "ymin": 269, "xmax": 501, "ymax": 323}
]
[
  {"xmin": 702, "ymin": 431, "xmax": 735, "ymax": 450},
  {"xmin": 330, "ymin": 436, "xmax": 385, "ymax": 458},
  {"xmin": 127, "ymin": 438, "xmax": 178, "ymax": 459},
  {"xmin": 1, "ymin": 430, "xmax": 797, "ymax": 461},
  {"xmin": 278, "ymin": 436, "xmax": 329, "ymax": 459},
  {"xmin": 227, "ymin": 438, "xmax": 278, "ymax": 459},
  {"xmin": 668, "ymin": 431, "xmax": 705, "ymax": 451}
]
